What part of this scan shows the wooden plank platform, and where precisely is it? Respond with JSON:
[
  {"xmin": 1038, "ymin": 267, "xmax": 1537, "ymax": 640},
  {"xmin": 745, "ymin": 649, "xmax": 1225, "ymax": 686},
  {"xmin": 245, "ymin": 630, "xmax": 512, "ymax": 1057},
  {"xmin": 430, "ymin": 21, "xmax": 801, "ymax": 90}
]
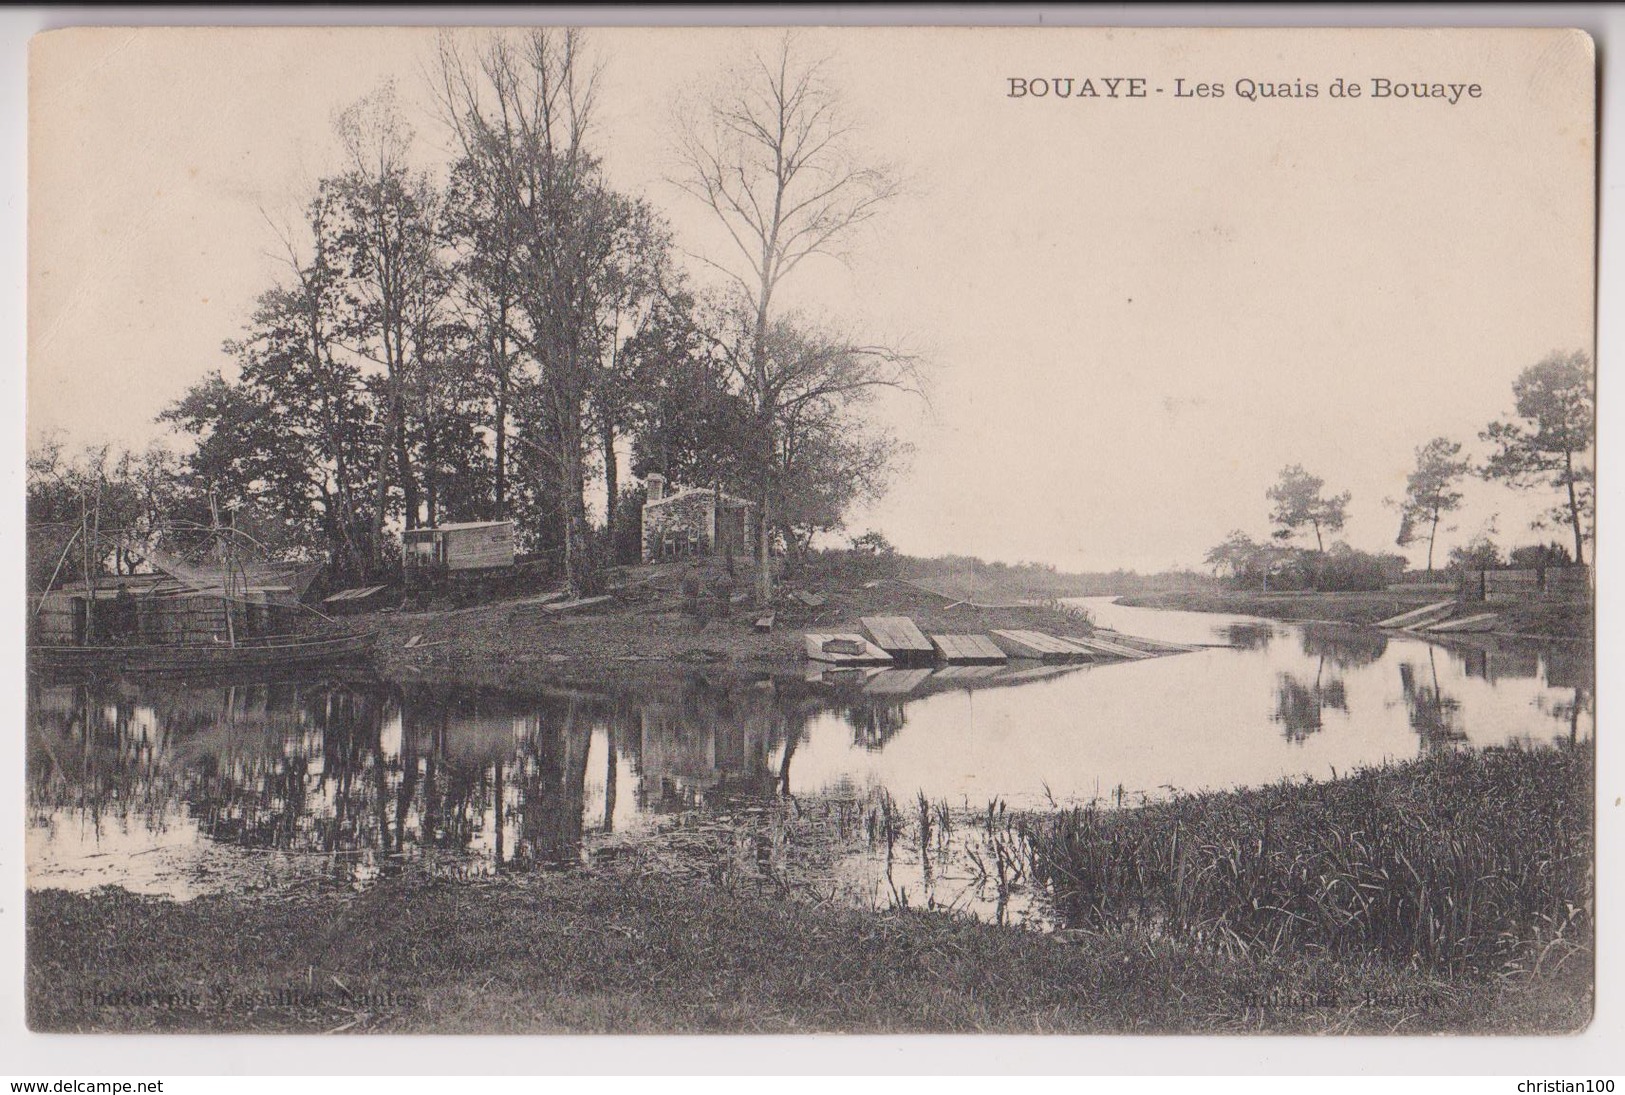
[
  {"xmin": 790, "ymin": 590, "xmax": 827, "ymax": 608},
  {"xmin": 1425, "ymin": 613, "xmax": 1500, "ymax": 634},
  {"xmin": 1095, "ymin": 630, "xmax": 1198, "ymax": 653},
  {"xmin": 804, "ymin": 633, "xmax": 894, "ymax": 666},
  {"xmin": 1059, "ymin": 633, "xmax": 1155, "ymax": 660},
  {"xmin": 930, "ymin": 633, "xmax": 1008, "ymax": 664},
  {"xmin": 1375, "ymin": 601, "xmax": 1457, "ymax": 630},
  {"xmin": 860, "ymin": 616, "xmax": 936, "ymax": 661},
  {"xmin": 863, "ymin": 668, "xmax": 935, "ymax": 695},
  {"xmin": 989, "ymin": 629, "xmax": 1094, "ymax": 662}
]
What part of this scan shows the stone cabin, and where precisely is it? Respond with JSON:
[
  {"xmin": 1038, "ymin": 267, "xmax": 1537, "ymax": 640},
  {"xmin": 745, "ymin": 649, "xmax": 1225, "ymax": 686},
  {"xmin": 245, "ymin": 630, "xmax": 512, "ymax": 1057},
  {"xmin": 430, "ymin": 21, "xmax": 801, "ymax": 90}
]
[{"xmin": 640, "ymin": 473, "xmax": 755, "ymax": 564}]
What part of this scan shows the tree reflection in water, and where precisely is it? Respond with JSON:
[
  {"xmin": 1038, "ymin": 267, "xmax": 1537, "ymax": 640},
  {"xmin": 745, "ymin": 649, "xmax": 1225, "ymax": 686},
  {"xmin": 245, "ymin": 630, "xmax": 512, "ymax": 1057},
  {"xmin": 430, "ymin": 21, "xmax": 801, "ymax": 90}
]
[
  {"xmin": 1272, "ymin": 663, "xmax": 1348, "ymax": 742},
  {"xmin": 842, "ymin": 701, "xmax": 908, "ymax": 751},
  {"xmin": 1225, "ymin": 622, "xmax": 1277, "ymax": 651},
  {"xmin": 1299, "ymin": 624, "xmax": 1387, "ymax": 670},
  {"xmin": 1398, "ymin": 648, "xmax": 1467, "ymax": 754},
  {"xmin": 28, "ymin": 673, "xmax": 820, "ymax": 885}
]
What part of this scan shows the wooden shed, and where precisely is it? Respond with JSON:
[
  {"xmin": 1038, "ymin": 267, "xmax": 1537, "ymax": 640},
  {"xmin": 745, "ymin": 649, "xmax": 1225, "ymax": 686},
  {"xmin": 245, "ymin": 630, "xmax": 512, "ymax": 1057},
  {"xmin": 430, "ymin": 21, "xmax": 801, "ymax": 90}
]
[{"xmin": 402, "ymin": 520, "xmax": 517, "ymax": 573}]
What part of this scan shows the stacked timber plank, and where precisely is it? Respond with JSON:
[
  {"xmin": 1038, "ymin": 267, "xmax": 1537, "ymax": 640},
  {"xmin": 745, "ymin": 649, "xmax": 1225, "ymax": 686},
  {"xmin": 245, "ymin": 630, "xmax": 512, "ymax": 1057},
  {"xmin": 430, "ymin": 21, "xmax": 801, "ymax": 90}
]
[
  {"xmin": 988, "ymin": 629, "xmax": 1095, "ymax": 663},
  {"xmin": 930, "ymin": 634, "xmax": 1007, "ymax": 665},
  {"xmin": 860, "ymin": 616, "xmax": 936, "ymax": 663},
  {"xmin": 804, "ymin": 614, "xmax": 1196, "ymax": 677},
  {"xmin": 1060, "ymin": 633, "xmax": 1155, "ymax": 659},
  {"xmin": 805, "ymin": 633, "xmax": 893, "ymax": 666},
  {"xmin": 1374, "ymin": 601, "xmax": 1457, "ymax": 630},
  {"xmin": 1425, "ymin": 612, "xmax": 1501, "ymax": 634},
  {"xmin": 1094, "ymin": 630, "xmax": 1199, "ymax": 653}
]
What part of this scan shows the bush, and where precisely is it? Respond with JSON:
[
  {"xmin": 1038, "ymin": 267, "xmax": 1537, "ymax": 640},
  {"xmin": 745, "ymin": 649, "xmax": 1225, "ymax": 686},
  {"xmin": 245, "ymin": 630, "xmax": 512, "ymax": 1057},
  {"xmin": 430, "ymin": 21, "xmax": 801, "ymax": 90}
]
[
  {"xmin": 1509, "ymin": 542, "xmax": 1573, "ymax": 569},
  {"xmin": 1314, "ymin": 544, "xmax": 1408, "ymax": 592},
  {"xmin": 1448, "ymin": 536, "xmax": 1504, "ymax": 573}
]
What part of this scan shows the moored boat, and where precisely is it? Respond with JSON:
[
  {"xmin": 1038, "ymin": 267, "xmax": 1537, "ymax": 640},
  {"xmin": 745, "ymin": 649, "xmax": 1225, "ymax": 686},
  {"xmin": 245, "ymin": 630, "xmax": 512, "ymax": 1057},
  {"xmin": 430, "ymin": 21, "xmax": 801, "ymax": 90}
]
[{"xmin": 28, "ymin": 630, "xmax": 377, "ymax": 675}]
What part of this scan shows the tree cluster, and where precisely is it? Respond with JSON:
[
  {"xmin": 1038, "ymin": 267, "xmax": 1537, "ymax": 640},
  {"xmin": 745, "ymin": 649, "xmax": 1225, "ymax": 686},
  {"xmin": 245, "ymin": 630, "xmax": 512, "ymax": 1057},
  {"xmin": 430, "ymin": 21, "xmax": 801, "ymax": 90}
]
[
  {"xmin": 72, "ymin": 31, "xmax": 918, "ymax": 598},
  {"xmin": 1204, "ymin": 348, "xmax": 1593, "ymax": 590}
]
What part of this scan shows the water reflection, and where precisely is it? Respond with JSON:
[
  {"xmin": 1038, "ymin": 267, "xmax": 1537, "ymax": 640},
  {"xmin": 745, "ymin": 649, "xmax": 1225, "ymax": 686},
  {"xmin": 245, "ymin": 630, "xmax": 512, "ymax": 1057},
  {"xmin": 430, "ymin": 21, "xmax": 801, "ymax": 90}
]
[
  {"xmin": 28, "ymin": 598, "xmax": 1594, "ymax": 902},
  {"xmin": 1299, "ymin": 624, "xmax": 1388, "ymax": 670},
  {"xmin": 1272, "ymin": 665, "xmax": 1348, "ymax": 742},
  {"xmin": 28, "ymin": 675, "xmax": 822, "ymax": 892},
  {"xmin": 1226, "ymin": 622, "xmax": 1278, "ymax": 651},
  {"xmin": 1398, "ymin": 649, "xmax": 1468, "ymax": 753}
]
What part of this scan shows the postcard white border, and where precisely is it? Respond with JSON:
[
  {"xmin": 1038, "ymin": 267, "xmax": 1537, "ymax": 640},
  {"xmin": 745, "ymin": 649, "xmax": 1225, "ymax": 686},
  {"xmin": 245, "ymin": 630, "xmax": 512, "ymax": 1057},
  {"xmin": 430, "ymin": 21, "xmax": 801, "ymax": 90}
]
[{"xmin": 2, "ymin": 3, "xmax": 1618, "ymax": 1078}]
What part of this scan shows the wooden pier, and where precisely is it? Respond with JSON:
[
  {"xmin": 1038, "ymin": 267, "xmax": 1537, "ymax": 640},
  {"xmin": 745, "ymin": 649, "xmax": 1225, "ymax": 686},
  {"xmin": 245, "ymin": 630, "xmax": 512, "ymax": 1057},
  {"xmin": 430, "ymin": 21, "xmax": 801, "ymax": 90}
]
[
  {"xmin": 929, "ymin": 633, "xmax": 1008, "ymax": 664},
  {"xmin": 860, "ymin": 616, "xmax": 936, "ymax": 663},
  {"xmin": 1375, "ymin": 601, "xmax": 1457, "ymax": 630},
  {"xmin": 1426, "ymin": 612, "xmax": 1501, "ymax": 634},
  {"xmin": 804, "ymin": 633, "xmax": 894, "ymax": 666},
  {"xmin": 989, "ymin": 629, "xmax": 1095, "ymax": 663},
  {"xmin": 1059, "ymin": 633, "xmax": 1155, "ymax": 660}
]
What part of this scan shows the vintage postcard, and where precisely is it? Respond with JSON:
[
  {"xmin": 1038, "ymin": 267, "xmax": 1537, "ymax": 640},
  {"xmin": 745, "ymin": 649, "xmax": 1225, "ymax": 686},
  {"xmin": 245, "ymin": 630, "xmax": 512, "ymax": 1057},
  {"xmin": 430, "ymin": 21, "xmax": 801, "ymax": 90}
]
[{"xmin": 24, "ymin": 25, "xmax": 1594, "ymax": 1036}]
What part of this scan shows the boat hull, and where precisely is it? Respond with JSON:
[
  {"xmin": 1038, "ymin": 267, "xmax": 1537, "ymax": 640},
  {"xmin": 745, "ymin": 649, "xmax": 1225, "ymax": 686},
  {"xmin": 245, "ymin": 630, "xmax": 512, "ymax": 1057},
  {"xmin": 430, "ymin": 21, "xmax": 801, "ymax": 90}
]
[{"xmin": 27, "ymin": 632, "xmax": 377, "ymax": 676}]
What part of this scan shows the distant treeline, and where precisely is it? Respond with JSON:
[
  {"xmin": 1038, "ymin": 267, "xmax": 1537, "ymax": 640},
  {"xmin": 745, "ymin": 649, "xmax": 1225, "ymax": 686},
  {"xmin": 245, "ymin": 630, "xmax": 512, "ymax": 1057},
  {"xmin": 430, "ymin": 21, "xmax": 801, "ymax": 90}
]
[
  {"xmin": 1205, "ymin": 350, "xmax": 1592, "ymax": 592},
  {"xmin": 797, "ymin": 538, "xmax": 1212, "ymax": 601},
  {"xmin": 906, "ymin": 555, "xmax": 1212, "ymax": 600}
]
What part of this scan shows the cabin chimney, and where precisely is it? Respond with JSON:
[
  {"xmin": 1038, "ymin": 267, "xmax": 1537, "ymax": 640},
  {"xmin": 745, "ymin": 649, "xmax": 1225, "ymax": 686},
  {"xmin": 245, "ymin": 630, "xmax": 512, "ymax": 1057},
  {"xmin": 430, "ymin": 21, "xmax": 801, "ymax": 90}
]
[{"xmin": 646, "ymin": 472, "xmax": 666, "ymax": 503}]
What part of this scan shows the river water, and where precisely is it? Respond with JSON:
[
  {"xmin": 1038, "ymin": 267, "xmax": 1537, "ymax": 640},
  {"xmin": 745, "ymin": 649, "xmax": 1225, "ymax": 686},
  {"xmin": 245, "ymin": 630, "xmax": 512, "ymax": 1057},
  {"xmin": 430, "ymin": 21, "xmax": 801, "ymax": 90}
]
[{"xmin": 27, "ymin": 597, "xmax": 1591, "ymax": 913}]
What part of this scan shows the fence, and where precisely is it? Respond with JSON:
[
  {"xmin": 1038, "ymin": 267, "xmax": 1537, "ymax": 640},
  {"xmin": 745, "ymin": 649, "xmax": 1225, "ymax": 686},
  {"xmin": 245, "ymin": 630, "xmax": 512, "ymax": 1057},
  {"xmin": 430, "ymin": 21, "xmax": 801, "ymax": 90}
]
[{"xmin": 1467, "ymin": 566, "xmax": 1591, "ymax": 603}]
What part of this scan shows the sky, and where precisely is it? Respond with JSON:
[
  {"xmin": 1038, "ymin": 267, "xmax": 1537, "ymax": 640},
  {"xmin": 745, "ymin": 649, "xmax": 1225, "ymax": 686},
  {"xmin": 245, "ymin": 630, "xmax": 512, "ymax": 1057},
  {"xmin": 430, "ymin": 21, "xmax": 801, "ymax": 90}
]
[{"xmin": 27, "ymin": 25, "xmax": 1595, "ymax": 573}]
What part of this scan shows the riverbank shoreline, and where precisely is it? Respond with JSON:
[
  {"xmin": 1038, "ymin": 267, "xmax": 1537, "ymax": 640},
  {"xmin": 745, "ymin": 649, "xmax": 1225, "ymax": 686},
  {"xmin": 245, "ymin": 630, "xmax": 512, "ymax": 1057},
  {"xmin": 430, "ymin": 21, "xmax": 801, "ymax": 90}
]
[
  {"xmin": 1114, "ymin": 589, "xmax": 1592, "ymax": 641},
  {"xmin": 26, "ymin": 867, "xmax": 1587, "ymax": 1036},
  {"xmin": 361, "ymin": 563, "xmax": 1103, "ymax": 690},
  {"xmin": 28, "ymin": 748, "xmax": 1592, "ymax": 1036}
]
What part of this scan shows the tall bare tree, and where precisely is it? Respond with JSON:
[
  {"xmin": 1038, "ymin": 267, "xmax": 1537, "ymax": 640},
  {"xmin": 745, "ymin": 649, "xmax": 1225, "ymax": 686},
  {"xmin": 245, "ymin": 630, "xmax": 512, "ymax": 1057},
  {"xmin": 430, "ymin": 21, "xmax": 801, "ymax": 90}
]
[{"xmin": 672, "ymin": 33, "xmax": 901, "ymax": 604}]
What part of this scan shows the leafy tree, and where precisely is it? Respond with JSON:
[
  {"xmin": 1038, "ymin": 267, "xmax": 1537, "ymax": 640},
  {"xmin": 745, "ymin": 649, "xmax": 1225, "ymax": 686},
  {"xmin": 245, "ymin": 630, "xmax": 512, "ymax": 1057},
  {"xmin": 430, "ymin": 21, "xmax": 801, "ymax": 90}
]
[
  {"xmin": 772, "ymin": 376, "xmax": 908, "ymax": 559},
  {"xmin": 1508, "ymin": 542, "xmax": 1572, "ymax": 569},
  {"xmin": 1447, "ymin": 535, "xmax": 1504, "ymax": 573},
  {"xmin": 438, "ymin": 30, "xmax": 658, "ymax": 594},
  {"xmin": 628, "ymin": 291, "xmax": 756, "ymax": 493},
  {"xmin": 330, "ymin": 80, "xmax": 455, "ymax": 540},
  {"xmin": 1394, "ymin": 437, "xmax": 1470, "ymax": 573},
  {"xmin": 1267, "ymin": 464, "xmax": 1350, "ymax": 553},
  {"xmin": 1204, "ymin": 530, "xmax": 1276, "ymax": 588},
  {"xmin": 1480, "ymin": 349, "xmax": 1594, "ymax": 566},
  {"xmin": 584, "ymin": 195, "xmax": 675, "ymax": 540}
]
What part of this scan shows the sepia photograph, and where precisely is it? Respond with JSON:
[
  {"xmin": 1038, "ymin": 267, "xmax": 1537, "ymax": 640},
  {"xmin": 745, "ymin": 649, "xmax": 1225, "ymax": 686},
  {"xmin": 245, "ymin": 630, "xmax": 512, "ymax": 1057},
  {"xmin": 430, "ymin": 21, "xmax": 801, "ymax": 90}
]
[{"xmin": 21, "ymin": 23, "xmax": 1596, "ymax": 1042}]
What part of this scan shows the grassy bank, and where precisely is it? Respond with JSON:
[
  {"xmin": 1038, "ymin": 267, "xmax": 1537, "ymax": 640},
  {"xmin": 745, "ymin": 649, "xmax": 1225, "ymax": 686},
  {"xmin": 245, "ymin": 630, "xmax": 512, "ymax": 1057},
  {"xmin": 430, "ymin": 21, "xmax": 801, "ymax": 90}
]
[
  {"xmin": 367, "ymin": 559, "xmax": 1098, "ymax": 689},
  {"xmin": 1117, "ymin": 588, "xmax": 1592, "ymax": 640},
  {"xmin": 1024, "ymin": 745, "xmax": 1592, "ymax": 978},
  {"xmin": 29, "ymin": 748, "xmax": 1591, "ymax": 1035}
]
